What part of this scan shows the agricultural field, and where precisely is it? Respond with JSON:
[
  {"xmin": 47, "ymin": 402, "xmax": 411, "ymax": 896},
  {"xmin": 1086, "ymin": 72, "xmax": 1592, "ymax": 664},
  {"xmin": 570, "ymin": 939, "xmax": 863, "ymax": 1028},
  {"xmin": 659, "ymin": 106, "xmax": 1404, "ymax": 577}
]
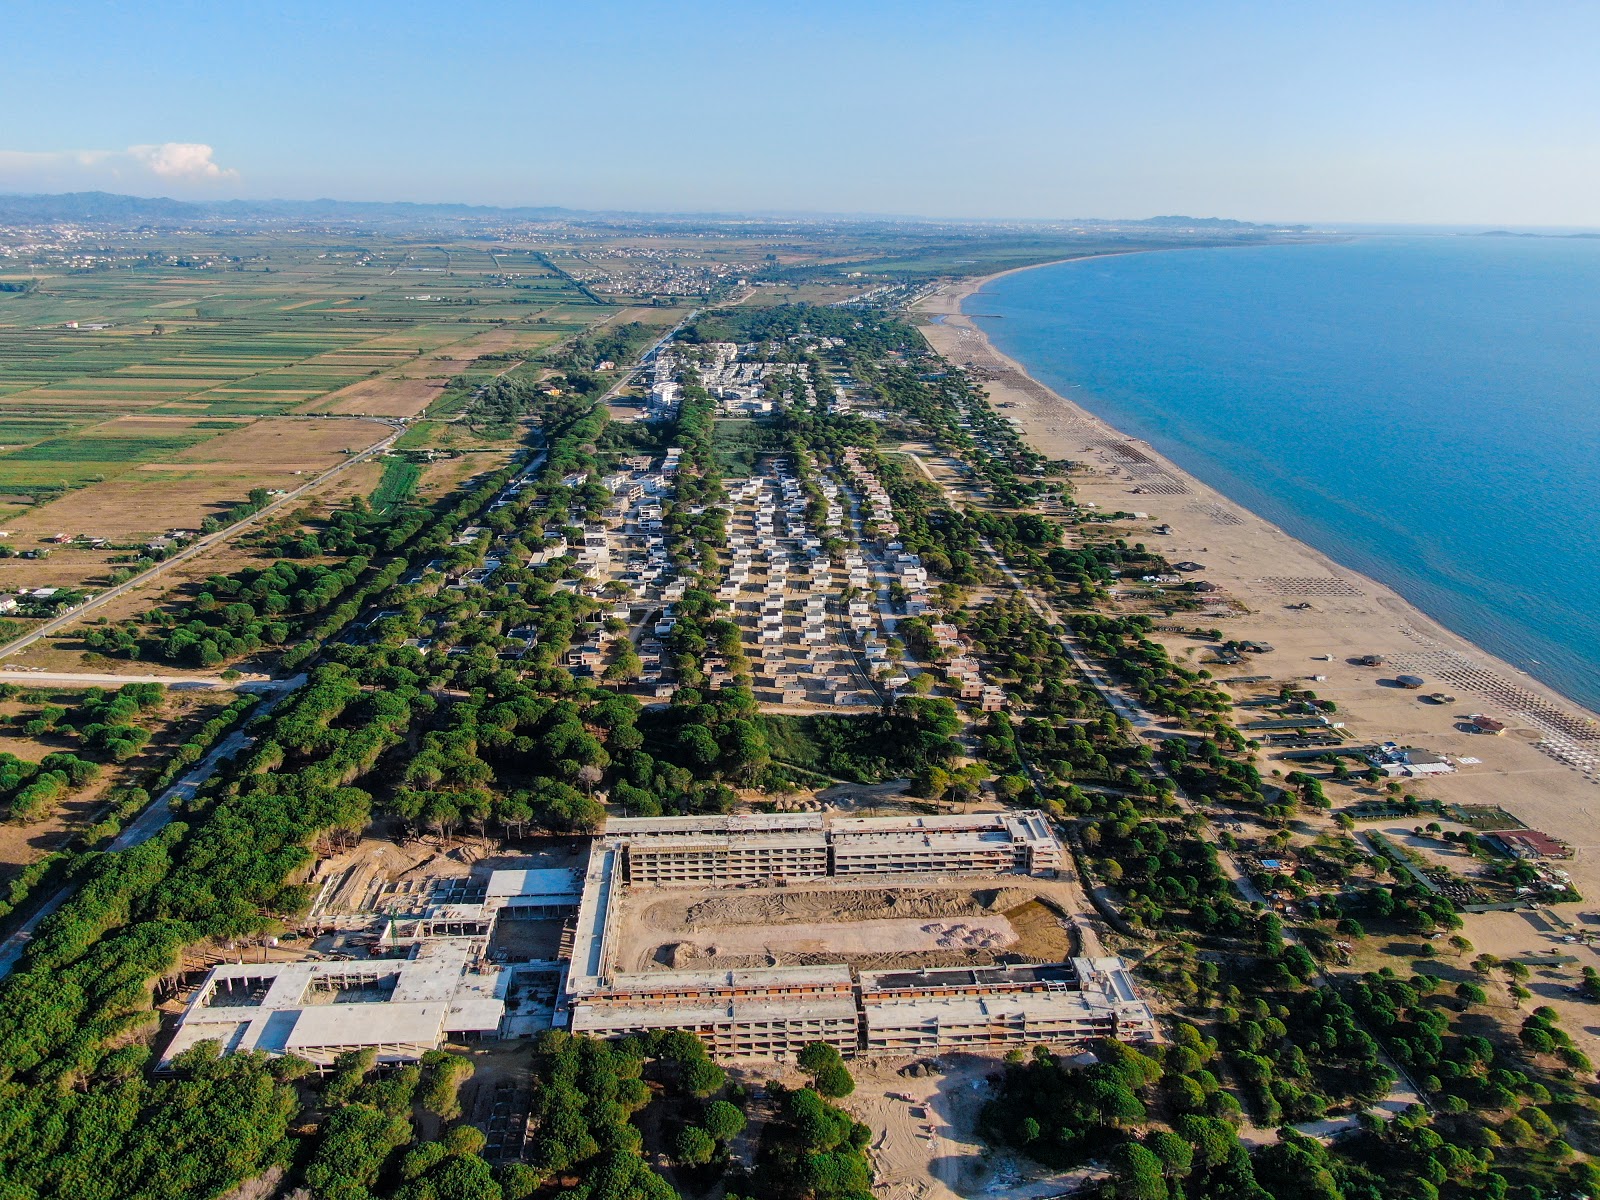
[
  {"xmin": 0, "ymin": 414, "xmax": 387, "ymax": 583},
  {"xmin": 0, "ymin": 230, "xmax": 618, "ymax": 571},
  {"xmin": 369, "ymin": 457, "xmax": 422, "ymax": 512},
  {"xmin": 0, "ymin": 235, "xmax": 605, "ymax": 415}
]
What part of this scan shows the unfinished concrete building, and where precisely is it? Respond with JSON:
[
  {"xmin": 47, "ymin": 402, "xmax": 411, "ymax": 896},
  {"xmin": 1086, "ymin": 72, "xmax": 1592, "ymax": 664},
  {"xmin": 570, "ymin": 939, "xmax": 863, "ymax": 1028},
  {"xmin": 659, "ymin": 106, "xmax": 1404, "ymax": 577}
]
[
  {"xmin": 607, "ymin": 810, "xmax": 1064, "ymax": 888},
  {"xmin": 556, "ymin": 813, "xmax": 1154, "ymax": 1059},
  {"xmin": 162, "ymin": 941, "xmax": 505, "ymax": 1069},
  {"xmin": 857, "ymin": 960, "xmax": 1157, "ymax": 1053},
  {"xmin": 568, "ymin": 966, "xmax": 861, "ymax": 1057}
]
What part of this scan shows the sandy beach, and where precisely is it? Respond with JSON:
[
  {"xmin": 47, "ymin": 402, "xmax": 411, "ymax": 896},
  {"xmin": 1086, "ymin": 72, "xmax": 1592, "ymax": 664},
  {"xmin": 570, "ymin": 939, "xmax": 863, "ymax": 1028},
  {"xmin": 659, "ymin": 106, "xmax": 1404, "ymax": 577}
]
[{"xmin": 915, "ymin": 266, "xmax": 1600, "ymax": 927}]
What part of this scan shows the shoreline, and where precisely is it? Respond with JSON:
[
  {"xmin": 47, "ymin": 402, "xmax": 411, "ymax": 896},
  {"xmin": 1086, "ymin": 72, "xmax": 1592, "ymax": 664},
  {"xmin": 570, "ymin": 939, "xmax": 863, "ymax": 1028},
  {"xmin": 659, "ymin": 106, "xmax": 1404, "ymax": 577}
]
[
  {"xmin": 913, "ymin": 263, "xmax": 1600, "ymax": 887},
  {"xmin": 919, "ymin": 261, "xmax": 1600, "ymax": 727}
]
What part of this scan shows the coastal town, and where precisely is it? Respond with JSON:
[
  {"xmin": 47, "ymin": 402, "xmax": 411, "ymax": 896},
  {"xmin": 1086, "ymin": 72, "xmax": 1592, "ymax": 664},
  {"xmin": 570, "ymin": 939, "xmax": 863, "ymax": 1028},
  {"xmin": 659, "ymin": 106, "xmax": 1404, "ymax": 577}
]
[{"xmin": 0, "ymin": 210, "xmax": 1596, "ymax": 1200}]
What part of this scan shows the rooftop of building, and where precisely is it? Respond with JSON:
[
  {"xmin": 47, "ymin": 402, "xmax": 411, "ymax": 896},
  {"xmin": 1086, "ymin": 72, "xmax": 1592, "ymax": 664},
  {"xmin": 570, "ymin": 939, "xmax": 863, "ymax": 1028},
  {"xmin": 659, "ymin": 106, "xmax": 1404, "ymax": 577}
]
[
  {"xmin": 162, "ymin": 939, "xmax": 505, "ymax": 1066},
  {"xmin": 484, "ymin": 867, "xmax": 584, "ymax": 903},
  {"xmin": 602, "ymin": 964, "xmax": 854, "ymax": 995},
  {"xmin": 860, "ymin": 962, "xmax": 1078, "ymax": 992},
  {"xmin": 860, "ymin": 987, "xmax": 1153, "ymax": 1029}
]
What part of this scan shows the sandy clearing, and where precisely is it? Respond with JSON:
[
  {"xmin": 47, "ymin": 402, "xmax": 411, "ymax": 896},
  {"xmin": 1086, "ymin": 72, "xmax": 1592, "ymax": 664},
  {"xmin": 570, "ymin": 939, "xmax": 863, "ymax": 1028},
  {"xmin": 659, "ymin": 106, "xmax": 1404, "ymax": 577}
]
[{"xmin": 846, "ymin": 1055, "xmax": 1097, "ymax": 1200}]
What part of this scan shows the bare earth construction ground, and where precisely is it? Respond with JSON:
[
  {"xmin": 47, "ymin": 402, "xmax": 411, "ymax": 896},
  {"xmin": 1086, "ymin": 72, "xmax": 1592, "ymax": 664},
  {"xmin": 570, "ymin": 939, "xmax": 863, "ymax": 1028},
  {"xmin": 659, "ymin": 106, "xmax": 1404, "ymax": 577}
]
[{"xmin": 613, "ymin": 882, "xmax": 1089, "ymax": 975}]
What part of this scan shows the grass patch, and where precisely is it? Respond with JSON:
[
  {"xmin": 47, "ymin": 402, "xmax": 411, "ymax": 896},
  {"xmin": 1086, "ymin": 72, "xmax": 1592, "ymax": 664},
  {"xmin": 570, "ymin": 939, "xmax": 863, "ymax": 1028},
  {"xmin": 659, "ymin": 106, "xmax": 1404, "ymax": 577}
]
[
  {"xmin": 393, "ymin": 420, "xmax": 443, "ymax": 450},
  {"xmin": 759, "ymin": 712, "xmax": 956, "ymax": 783},
  {"xmin": 5, "ymin": 434, "xmax": 207, "ymax": 463},
  {"xmin": 371, "ymin": 458, "xmax": 422, "ymax": 512}
]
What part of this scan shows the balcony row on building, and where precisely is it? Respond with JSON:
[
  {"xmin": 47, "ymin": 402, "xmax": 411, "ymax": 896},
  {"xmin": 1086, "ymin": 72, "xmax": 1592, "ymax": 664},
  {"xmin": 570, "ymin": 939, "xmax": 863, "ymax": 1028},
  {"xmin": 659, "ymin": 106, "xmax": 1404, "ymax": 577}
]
[
  {"xmin": 566, "ymin": 959, "xmax": 1156, "ymax": 1059},
  {"xmin": 607, "ymin": 810, "xmax": 1065, "ymax": 887}
]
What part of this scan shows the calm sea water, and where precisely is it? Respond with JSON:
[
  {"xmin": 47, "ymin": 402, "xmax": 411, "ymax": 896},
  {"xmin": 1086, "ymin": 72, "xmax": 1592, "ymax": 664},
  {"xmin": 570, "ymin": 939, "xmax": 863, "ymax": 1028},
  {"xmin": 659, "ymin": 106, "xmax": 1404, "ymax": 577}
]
[{"xmin": 967, "ymin": 236, "xmax": 1600, "ymax": 713}]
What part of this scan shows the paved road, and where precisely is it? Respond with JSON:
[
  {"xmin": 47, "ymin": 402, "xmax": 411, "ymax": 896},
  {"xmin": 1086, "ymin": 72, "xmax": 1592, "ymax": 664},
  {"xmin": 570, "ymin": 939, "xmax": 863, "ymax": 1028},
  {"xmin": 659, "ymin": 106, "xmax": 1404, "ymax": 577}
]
[
  {"xmin": 0, "ymin": 674, "xmax": 306, "ymax": 980},
  {"xmin": 0, "ymin": 668, "xmax": 292, "ymax": 692},
  {"xmin": 599, "ymin": 309, "xmax": 699, "ymax": 406},
  {"xmin": 0, "ymin": 423, "xmax": 401, "ymax": 661}
]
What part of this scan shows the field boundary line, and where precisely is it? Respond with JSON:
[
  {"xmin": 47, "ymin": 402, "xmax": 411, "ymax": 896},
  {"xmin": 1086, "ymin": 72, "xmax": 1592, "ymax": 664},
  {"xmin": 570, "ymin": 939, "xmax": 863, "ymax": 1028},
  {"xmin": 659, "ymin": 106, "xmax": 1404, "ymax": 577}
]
[{"xmin": 0, "ymin": 419, "xmax": 401, "ymax": 662}]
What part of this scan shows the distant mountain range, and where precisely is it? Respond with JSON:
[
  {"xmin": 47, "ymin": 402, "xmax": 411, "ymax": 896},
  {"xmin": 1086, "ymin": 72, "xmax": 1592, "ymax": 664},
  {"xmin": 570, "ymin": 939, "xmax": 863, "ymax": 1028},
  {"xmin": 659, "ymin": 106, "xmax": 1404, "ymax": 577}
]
[
  {"xmin": 0, "ymin": 190, "xmax": 1277, "ymax": 231},
  {"xmin": 0, "ymin": 190, "xmax": 580, "ymax": 225}
]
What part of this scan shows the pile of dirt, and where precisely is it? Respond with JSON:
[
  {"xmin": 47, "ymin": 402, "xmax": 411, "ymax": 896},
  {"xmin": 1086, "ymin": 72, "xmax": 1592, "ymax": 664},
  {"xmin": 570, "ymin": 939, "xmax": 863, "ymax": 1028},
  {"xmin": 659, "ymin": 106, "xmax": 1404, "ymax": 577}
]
[
  {"xmin": 1004, "ymin": 899, "xmax": 1079, "ymax": 961},
  {"xmin": 659, "ymin": 941, "xmax": 718, "ymax": 968}
]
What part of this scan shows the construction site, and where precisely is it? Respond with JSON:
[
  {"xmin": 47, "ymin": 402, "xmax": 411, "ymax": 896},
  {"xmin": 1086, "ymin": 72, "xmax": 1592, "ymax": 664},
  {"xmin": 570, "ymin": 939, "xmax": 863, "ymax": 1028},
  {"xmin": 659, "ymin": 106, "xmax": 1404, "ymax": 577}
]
[
  {"xmin": 563, "ymin": 811, "xmax": 1154, "ymax": 1057},
  {"xmin": 162, "ymin": 809, "xmax": 1154, "ymax": 1070}
]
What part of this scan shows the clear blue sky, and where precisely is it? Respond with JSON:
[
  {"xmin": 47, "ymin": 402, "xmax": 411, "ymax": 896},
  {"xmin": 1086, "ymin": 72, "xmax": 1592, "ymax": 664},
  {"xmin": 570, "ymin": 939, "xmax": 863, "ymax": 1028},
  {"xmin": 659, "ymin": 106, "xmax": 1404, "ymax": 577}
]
[{"xmin": 5, "ymin": 0, "xmax": 1598, "ymax": 225}]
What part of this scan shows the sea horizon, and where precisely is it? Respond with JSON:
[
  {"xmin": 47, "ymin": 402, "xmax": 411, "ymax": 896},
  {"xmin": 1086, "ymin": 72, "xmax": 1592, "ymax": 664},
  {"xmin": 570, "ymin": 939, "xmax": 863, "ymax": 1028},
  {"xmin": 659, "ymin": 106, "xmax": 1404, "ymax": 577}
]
[{"xmin": 966, "ymin": 235, "xmax": 1600, "ymax": 715}]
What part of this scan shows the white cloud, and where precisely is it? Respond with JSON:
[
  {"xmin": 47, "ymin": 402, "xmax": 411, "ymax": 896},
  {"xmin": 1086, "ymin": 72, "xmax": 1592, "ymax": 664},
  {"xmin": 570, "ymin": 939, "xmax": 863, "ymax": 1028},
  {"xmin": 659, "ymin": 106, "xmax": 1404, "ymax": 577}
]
[
  {"xmin": 126, "ymin": 143, "xmax": 236, "ymax": 181},
  {"xmin": 0, "ymin": 143, "xmax": 239, "ymax": 191}
]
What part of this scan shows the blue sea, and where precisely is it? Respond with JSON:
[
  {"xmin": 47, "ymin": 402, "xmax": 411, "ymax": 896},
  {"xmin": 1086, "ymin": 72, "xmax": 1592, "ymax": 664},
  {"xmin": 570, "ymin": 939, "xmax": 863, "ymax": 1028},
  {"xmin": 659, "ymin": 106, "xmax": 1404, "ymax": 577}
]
[{"xmin": 967, "ymin": 236, "xmax": 1600, "ymax": 713}]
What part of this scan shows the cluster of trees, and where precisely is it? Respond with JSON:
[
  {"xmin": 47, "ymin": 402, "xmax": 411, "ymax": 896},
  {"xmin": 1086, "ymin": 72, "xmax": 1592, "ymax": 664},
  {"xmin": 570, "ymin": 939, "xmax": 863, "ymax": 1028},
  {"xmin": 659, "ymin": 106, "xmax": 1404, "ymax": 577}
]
[
  {"xmin": 981, "ymin": 1034, "xmax": 1270, "ymax": 1195},
  {"xmin": 1333, "ymin": 1103, "xmax": 1600, "ymax": 1200},
  {"xmin": 957, "ymin": 595, "xmax": 1101, "ymax": 718},
  {"xmin": 199, "ymin": 485, "xmax": 276, "ymax": 535},
  {"xmin": 1342, "ymin": 878, "xmax": 1463, "ymax": 935},
  {"xmin": 742, "ymin": 1075, "xmax": 873, "ymax": 1200},
  {"xmin": 1160, "ymin": 737, "xmax": 1269, "ymax": 813},
  {"xmin": 1353, "ymin": 971, "xmax": 1590, "ymax": 1105},
  {"xmin": 0, "ymin": 683, "xmax": 169, "ymax": 819},
  {"xmin": 1083, "ymin": 811, "xmax": 1245, "ymax": 934},
  {"xmin": 85, "ymin": 560, "xmax": 367, "ymax": 666},
  {"xmin": 1222, "ymin": 982, "xmax": 1395, "ymax": 1125},
  {"xmin": 251, "ymin": 494, "xmax": 414, "ymax": 560},
  {"xmin": 1014, "ymin": 713, "xmax": 1143, "ymax": 793},
  {"xmin": 650, "ymin": 684, "xmax": 773, "ymax": 790},
  {"xmin": 0, "ymin": 666, "xmax": 399, "ymax": 1090},
  {"xmin": 301, "ymin": 1046, "xmax": 515, "ymax": 1200},
  {"xmin": 985, "ymin": 1025, "xmax": 1429, "ymax": 1200},
  {"xmin": 759, "ymin": 702, "xmax": 962, "ymax": 785},
  {"xmin": 1074, "ymin": 614, "xmax": 1237, "ymax": 732},
  {"xmin": 386, "ymin": 687, "xmax": 652, "ymax": 836},
  {"xmin": 543, "ymin": 321, "xmax": 658, "ymax": 378},
  {"xmin": 0, "ymin": 1041, "xmax": 303, "ymax": 1200},
  {"xmin": 1028, "ymin": 536, "xmax": 1169, "ymax": 607},
  {"xmin": 856, "ymin": 346, "xmax": 1051, "ymax": 508},
  {"xmin": 680, "ymin": 304, "xmax": 918, "ymax": 359},
  {"xmin": 525, "ymin": 1030, "xmax": 702, "ymax": 1198}
]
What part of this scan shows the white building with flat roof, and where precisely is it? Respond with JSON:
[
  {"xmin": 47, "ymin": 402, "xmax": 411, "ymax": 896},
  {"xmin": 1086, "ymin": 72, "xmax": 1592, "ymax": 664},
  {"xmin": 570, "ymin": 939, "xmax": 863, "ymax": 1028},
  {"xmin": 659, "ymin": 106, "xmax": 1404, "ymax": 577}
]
[
  {"xmin": 857, "ymin": 960, "xmax": 1156, "ymax": 1053},
  {"xmin": 162, "ymin": 940, "xmax": 505, "ymax": 1070}
]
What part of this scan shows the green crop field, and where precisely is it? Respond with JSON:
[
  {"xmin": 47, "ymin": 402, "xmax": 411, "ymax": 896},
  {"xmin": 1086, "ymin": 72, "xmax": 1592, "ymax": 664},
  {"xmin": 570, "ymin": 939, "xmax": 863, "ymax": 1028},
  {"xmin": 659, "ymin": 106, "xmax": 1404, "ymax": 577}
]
[
  {"xmin": 5, "ymin": 433, "xmax": 207, "ymax": 463},
  {"xmin": 370, "ymin": 458, "xmax": 423, "ymax": 512},
  {"xmin": 0, "ymin": 229, "xmax": 621, "ymax": 518}
]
